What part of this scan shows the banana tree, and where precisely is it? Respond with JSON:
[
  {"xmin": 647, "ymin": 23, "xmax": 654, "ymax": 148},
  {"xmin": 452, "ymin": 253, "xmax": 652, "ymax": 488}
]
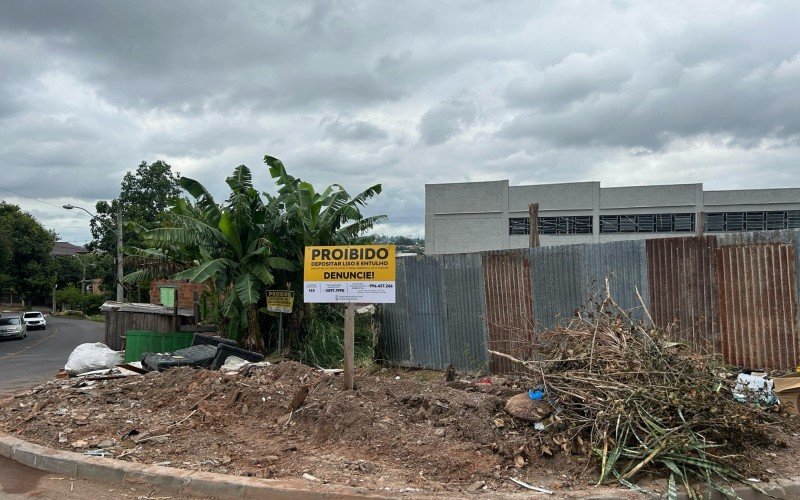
[
  {"xmin": 264, "ymin": 155, "xmax": 387, "ymax": 265},
  {"xmin": 138, "ymin": 165, "xmax": 293, "ymax": 351},
  {"xmin": 262, "ymin": 155, "xmax": 387, "ymax": 345}
]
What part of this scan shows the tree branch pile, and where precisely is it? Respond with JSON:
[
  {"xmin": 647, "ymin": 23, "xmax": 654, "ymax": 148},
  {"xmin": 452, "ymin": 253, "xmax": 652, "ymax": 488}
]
[{"xmin": 497, "ymin": 290, "xmax": 781, "ymax": 498}]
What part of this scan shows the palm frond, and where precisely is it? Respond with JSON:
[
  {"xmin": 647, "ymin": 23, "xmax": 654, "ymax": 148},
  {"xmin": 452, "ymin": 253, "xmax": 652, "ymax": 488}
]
[
  {"xmin": 172, "ymin": 258, "xmax": 232, "ymax": 283},
  {"xmin": 179, "ymin": 176, "xmax": 222, "ymax": 223},
  {"xmin": 234, "ymin": 273, "xmax": 260, "ymax": 305}
]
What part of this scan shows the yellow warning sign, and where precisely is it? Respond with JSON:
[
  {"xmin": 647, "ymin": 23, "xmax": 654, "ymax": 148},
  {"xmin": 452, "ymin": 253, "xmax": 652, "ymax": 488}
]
[
  {"xmin": 303, "ymin": 245, "xmax": 396, "ymax": 303},
  {"xmin": 266, "ymin": 290, "xmax": 294, "ymax": 313}
]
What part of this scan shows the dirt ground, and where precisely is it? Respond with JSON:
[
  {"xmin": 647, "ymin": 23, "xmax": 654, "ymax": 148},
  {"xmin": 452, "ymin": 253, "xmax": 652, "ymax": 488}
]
[{"xmin": 1, "ymin": 362, "xmax": 799, "ymax": 498}]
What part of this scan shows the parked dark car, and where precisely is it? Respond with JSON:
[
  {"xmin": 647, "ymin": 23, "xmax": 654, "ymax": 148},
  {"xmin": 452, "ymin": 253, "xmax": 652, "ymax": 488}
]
[{"xmin": 0, "ymin": 315, "xmax": 27, "ymax": 340}]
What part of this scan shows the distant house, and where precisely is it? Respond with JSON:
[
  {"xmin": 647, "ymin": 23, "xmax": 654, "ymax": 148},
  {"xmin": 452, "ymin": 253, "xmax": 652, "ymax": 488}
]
[
  {"xmin": 86, "ymin": 278, "xmax": 104, "ymax": 295},
  {"xmin": 150, "ymin": 279, "xmax": 206, "ymax": 309},
  {"xmin": 52, "ymin": 241, "xmax": 90, "ymax": 256}
]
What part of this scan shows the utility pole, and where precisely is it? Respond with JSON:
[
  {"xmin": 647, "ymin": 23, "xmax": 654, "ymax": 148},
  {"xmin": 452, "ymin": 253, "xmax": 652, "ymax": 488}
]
[
  {"xmin": 75, "ymin": 255, "xmax": 87, "ymax": 291},
  {"xmin": 116, "ymin": 205, "xmax": 124, "ymax": 302}
]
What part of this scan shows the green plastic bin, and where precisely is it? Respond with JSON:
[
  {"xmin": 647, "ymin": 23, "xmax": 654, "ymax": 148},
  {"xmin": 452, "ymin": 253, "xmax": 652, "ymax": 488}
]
[{"xmin": 124, "ymin": 330, "xmax": 195, "ymax": 363}]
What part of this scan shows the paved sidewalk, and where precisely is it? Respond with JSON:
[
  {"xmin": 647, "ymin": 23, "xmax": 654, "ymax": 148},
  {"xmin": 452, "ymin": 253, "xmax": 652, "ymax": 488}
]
[
  {"xmin": 0, "ymin": 455, "xmax": 175, "ymax": 499},
  {"xmin": 3, "ymin": 431, "xmax": 799, "ymax": 499},
  {"xmin": 0, "ymin": 432, "xmax": 392, "ymax": 499}
]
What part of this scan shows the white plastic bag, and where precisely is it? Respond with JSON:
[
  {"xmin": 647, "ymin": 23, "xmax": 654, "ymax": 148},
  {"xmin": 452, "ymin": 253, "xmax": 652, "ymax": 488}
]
[
  {"xmin": 64, "ymin": 342, "xmax": 125, "ymax": 375},
  {"xmin": 220, "ymin": 355, "xmax": 249, "ymax": 374}
]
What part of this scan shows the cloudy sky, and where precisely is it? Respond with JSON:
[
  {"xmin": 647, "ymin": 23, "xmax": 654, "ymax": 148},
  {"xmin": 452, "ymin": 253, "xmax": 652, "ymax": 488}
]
[{"xmin": 0, "ymin": 1, "xmax": 798, "ymax": 244}]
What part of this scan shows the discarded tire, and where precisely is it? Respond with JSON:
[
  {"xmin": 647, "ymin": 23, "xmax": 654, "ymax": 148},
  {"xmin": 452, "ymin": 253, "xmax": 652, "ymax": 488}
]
[{"xmin": 210, "ymin": 343, "xmax": 265, "ymax": 370}]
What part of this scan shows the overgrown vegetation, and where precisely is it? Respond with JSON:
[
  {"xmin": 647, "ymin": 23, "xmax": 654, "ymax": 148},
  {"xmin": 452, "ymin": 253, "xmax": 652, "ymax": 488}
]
[
  {"xmin": 299, "ymin": 305, "xmax": 376, "ymax": 368},
  {"xmin": 371, "ymin": 234, "xmax": 424, "ymax": 254},
  {"xmin": 54, "ymin": 285, "xmax": 106, "ymax": 315},
  {"xmin": 125, "ymin": 155, "xmax": 386, "ymax": 361}
]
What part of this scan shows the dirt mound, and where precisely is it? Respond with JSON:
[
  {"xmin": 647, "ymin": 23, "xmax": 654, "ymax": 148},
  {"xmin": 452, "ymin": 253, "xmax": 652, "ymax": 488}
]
[
  {"xmin": 0, "ymin": 363, "xmax": 562, "ymax": 495},
  {"xmin": 1, "ymin": 360, "xmax": 798, "ymax": 497}
]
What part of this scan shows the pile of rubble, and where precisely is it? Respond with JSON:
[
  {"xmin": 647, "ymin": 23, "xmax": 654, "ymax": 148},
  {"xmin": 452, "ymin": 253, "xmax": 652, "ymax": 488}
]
[
  {"xmin": 1, "ymin": 306, "xmax": 799, "ymax": 496},
  {"xmin": 3, "ymin": 360, "xmax": 585, "ymax": 495},
  {"xmin": 497, "ymin": 292, "xmax": 790, "ymax": 497}
]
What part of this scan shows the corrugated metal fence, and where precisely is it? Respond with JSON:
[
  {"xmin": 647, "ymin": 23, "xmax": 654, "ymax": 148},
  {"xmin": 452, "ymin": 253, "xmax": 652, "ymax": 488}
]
[{"xmin": 381, "ymin": 229, "xmax": 800, "ymax": 372}]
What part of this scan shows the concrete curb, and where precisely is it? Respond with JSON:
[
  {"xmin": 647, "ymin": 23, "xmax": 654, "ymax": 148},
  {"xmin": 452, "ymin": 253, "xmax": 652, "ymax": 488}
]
[
  {"xmin": 0, "ymin": 432, "xmax": 391, "ymax": 499},
  {"xmin": 2, "ymin": 432, "xmax": 799, "ymax": 499}
]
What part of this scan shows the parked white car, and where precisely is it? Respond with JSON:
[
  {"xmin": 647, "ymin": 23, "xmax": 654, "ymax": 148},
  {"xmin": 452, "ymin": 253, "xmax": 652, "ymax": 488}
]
[{"xmin": 22, "ymin": 311, "xmax": 47, "ymax": 330}]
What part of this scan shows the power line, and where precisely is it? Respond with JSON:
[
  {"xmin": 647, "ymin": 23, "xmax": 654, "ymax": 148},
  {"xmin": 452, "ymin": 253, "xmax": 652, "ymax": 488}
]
[{"xmin": 0, "ymin": 184, "xmax": 63, "ymax": 209}]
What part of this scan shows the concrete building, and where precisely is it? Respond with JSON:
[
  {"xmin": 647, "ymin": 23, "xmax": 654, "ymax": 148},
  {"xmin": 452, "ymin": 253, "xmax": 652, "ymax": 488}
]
[{"xmin": 425, "ymin": 180, "xmax": 800, "ymax": 254}]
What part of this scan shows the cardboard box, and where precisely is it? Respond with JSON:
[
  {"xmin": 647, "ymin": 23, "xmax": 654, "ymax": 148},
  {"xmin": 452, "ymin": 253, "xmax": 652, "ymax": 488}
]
[{"xmin": 773, "ymin": 372, "xmax": 800, "ymax": 415}]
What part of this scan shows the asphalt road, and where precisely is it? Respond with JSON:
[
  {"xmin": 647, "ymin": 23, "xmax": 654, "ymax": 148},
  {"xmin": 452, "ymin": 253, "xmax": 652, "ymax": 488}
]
[
  {"xmin": 0, "ymin": 318, "xmax": 192, "ymax": 499},
  {"xmin": 0, "ymin": 316, "xmax": 104, "ymax": 393}
]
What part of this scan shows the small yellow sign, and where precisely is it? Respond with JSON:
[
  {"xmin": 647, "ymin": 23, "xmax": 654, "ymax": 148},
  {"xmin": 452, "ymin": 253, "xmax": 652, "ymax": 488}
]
[
  {"xmin": 303, "ymin": 244, "xmax": 396, "ymax": 303},
  {"xmin": 266, "ymin": 290, "xmax": 294, "ymax": 313}
]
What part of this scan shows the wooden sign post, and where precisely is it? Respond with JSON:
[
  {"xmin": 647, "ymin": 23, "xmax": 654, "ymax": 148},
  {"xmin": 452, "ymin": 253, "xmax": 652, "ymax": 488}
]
[
  {"xmin": 303, "ymin": 244, "xmax": 396, "ymax": 390},
  {"xmin": 343, "ymin": 302, "xmax": 355, "ymax": 390}
]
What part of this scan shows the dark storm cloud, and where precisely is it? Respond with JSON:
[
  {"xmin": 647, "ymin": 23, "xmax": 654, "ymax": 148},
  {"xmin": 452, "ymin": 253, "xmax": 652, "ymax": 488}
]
[
  {"xmin": 418, "ymin": 99, "xmax": 478, "ymax": 145},
  {"xmin": 323, "ymin": 118, "xmax": 389, "ymax": 142},
  {"xmin": 500, "ymin": 3, "xmax": 800, "ymax": 150},
  {"xmin": 0, "ymin": 1, "xmax": 798, "ymax": 242},
  {"xmin": 500, "ymin": 53, "xmax": 800, "ymax": 150}
]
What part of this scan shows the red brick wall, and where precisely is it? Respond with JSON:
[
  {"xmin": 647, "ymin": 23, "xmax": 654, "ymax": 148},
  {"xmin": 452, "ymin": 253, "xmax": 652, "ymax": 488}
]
[{"xmin": 150, "ymin": 280, "xmax": 206, "ymax": 309}]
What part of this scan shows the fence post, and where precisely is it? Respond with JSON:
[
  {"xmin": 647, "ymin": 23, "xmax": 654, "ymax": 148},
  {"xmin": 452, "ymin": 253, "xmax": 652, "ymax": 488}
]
[{"xmin": 529, "ymin": 203, "xmax": 539, "ymax": 248}]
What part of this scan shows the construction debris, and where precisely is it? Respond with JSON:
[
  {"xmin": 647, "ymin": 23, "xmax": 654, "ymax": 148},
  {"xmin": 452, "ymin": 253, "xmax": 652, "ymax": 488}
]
[
  {"xmin": 492, "ymin": 288, "xmax": 785, "ymax": 497},
  {"xmin": 3, "ymin": 296, "xmax": 799, "ymax": 496}
]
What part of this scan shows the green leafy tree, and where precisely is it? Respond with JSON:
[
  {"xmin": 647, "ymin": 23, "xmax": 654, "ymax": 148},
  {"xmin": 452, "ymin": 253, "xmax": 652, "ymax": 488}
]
[
  {"xmin": 126, "ymin": 155, "xmax": 386, "ymax": 360},
  {"xmin": 134, "ymin": 166, "xmax": 293, "ymax": 351},
  {"xmin": 264, "ymin": 154, "xmax": 386, "ymax": 270},
  {"xmin": 263, "ymin": 155, "xmax": 386, "ymax": 349},
  {"xmin": 54, "ymin": 255, "xmax": 84, "ymax": 289},
  {"xmin": 89, "ymin": 160, "xmax": 181, "ymax": 297},
  {"xmin": 0, "ymin": 203, "xmax": 56, "ymax": 304}
]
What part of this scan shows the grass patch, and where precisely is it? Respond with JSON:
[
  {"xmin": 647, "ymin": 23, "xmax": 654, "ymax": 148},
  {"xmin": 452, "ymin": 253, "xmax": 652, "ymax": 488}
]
[
  {"xmin": 88, "ymin": 314, "xmax": 105, "ymax": 322},
  {"xmin": 299, "ymin": 305, "xmax": 374, "ymax": 368}
]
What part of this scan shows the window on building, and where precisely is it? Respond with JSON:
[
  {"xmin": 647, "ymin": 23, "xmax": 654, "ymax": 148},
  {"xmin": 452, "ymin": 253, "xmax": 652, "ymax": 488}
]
[
  {"xmin": 160, "ymin": 287, "xmax": 177, "ymax": 307},
  {"xmin": 600, "ymin": 213, "xmax": 695, "ymax": 233},
  {"xmin": 509, "ymin": 217, "xmax": 530, "ymax": 235},
  {"xmin": 705, "ymin": 210, "xmax": 800, "ymax": 232},
  {"xmin": 508, "ymin": 216, "xmax": 593, "ymax": 235}
]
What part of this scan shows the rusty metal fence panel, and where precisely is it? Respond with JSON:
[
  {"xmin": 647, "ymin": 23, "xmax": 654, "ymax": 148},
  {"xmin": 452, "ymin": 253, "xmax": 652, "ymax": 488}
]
[
  {"xmin": 443, "ymin": 253, "xmax": 489, "ymax": 371},
  {"xmin": 380, "ymin": 229, "xmax": 800, "ymax": 373},
  {"xmin": 646, "ymin": 237, "xmax": 719, "ymax": 353},
  {"xmin": 716, "ymin": 242, "xmax": 800, "ymax": 370},
  {"xmin": 482, "ymin": 250, "xmax": 534, "ymax": 373}
]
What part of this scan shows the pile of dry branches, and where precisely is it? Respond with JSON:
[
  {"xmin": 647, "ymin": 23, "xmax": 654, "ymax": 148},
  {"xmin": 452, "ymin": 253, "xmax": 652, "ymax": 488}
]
[{"xmin": 497, "ymin": 286, "xmax": 780, "ymax": 498}]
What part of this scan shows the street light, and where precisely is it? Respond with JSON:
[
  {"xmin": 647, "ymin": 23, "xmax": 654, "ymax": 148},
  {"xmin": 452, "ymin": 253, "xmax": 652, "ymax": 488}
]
[{"xmin": 63, "ymin": 203, "xmax": 124, "ymax": 303}]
